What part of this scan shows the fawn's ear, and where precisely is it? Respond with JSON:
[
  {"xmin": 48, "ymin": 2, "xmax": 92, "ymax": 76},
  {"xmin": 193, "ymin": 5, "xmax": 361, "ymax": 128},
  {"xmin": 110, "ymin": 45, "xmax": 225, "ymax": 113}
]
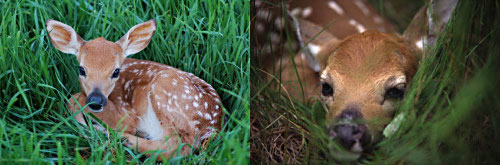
[
  {"xmin": 403, "ymin": 0, "xmax": 457, "ymax": 52},
  {"xmin": 116, "ymin": 19, "xmax": 157, "ymax": 56},
  {"xmin": 46, "ymin": 20, "xmax": 85, "ymax": 55},
  {"xmin": 290, "ymin": 16, "xmax": 340, "ymax": 72}
]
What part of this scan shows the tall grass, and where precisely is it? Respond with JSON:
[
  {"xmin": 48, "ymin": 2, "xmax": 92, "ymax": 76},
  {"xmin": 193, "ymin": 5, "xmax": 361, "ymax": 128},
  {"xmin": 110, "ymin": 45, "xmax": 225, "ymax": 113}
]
[
  {"xmin": 251, "ymin": 0, "xmax": 500, "ymax": 163},
  {"xmin": 0, "ymin": 0, "xmax": 249, "ymax": 164}
]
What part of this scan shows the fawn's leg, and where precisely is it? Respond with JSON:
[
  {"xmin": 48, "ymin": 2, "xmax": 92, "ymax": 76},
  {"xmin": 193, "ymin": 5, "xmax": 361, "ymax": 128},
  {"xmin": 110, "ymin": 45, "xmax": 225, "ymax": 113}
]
[
  {"xmin": 122, "ymin": 133, "xmax": 190, "ymax": 160},
  {"xmin": 68, "ymin": 93, "xmax": 88, "ymax": 126}
]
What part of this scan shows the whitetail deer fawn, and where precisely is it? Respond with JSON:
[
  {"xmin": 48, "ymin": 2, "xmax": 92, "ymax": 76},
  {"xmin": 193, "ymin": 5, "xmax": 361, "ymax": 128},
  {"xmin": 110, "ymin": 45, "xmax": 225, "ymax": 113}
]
[
  {"xmin": 257, "ymin": 0, "xmax": 456, "ymax": 161},
  {"xmin": 46, "ymin": 19, "xmax": 222, "ymax": 159}
]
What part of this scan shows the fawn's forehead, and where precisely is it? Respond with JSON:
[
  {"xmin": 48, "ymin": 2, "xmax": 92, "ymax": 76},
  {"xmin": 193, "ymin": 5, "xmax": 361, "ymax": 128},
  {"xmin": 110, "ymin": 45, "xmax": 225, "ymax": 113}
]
[
  {"xmin": 79, "ymin": 38, "xmax": 123, "ymax": 69},
  {"xmin": 326, "ymin": 32, "xmax": 410, "ymax": 80}
]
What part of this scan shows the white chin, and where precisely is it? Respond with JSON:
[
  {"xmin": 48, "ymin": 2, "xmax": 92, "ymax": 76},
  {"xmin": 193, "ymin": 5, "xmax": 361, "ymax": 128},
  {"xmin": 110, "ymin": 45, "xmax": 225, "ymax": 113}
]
[
  {"xmin": 330, "ymin": 141, "xmax": 363, "ymax": 161},
  {"xmin": 332, "ymin": 151, "xmax": 361, "ymax": 162},
  {"xmin": 89, "ymin": 108, "xmax": 103, "ymax": 113}
]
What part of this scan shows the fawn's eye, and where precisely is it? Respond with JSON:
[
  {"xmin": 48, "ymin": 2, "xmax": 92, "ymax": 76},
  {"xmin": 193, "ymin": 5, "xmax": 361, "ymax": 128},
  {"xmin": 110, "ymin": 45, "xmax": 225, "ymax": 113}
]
[
  {"xmin": 386, "ymin": 84, "xmax": 405, "ymax": 99},
  {"xmin": 79, "ymin": 66, "xmax": 86, "ymax": 77},
  {"xmin": 321, "ymin": 82, "xmax": 334, "ymax": 97},
  {"xmin": 111, "ymin": 68, "xmax": 120, "ymax": 78}
]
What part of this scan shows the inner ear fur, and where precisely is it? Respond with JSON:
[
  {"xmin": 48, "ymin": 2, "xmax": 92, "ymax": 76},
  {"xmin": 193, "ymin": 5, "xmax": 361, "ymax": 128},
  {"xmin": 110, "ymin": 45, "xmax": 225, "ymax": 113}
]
[
  {"xmin": 116, "ymin": 19, "xmax": 157, "ymax": 56},
  {"xmin": 46, "ymin": 19, "xmax": 86, "ymax": 55}
]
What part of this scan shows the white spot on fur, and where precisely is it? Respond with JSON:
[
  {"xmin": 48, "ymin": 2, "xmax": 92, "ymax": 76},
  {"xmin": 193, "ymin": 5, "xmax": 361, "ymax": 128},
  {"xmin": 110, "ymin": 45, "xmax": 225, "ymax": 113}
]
[
  {"xmin": 210, "ymin": 120, "xmax": 217, "ymax": 124},
  {"xmin": 415, "ymin": 39, "xmax": 424, "ymax": 50},
  {"xmin": 354, "ymin": 0, "xmax": 370, "ymax": 16},
  {"xmin": 349, "ymin": 19, "xmax": 366, "ymax": 33},
  {"xmin": 270, "ymin": 32, "xmax": 281, "ymax": 44},
  {"xmin": 204, "ymin": 102, "xmax": 208, "ymax": 109},
  {"xmin": 197, "ymin": 111, "xmax": 203, "ymax": 117},
  {"xmin": 205, "ymin": 113, "xmax": 212, "ymax": 120},
  {"xmin": 274, "ymin": 17, "xmax": 283, "ymax": 30},
  {"xmin": 302, "ymin": 7, "xmax": 312, "ymax": 17},
  {"xmin": 289, "ymin": 7, "xmax": 301, "ymax": 16},
  {"xmin": 215, "ymin": 105, "xmax": 219, "ymax": 110},
  {"xmin": 193, "ymin": 102, "xmax": 199, "ymax": 107},
  {"xmin": 213, "ymin": 112, "xmax": 218, "ymax": 117},
  {"xmin": 125, "ymin": 81, "xmax": 132, "ymax": 89},
  {"xmin": 210, "ymin": 91, "xmax": 218, "ymax": 97},
  {"xmin": 328, "ymin": 1, "xmax": 344, "ymax": 15}
]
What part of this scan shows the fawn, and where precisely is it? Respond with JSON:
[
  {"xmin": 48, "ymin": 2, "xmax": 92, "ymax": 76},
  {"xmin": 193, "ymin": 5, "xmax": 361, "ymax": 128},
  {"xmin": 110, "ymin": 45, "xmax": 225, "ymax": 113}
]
[
  {"xmin": 46, "ymin": 19, "xmax": 222, "ymax": 159},
  {"xmin": 256, "ymin": 0, "xmax": 456, "ymax": 161}
]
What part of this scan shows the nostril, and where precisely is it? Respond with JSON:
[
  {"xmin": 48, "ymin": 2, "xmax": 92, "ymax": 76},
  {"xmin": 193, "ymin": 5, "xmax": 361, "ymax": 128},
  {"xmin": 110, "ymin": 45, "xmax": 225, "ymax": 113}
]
[
  {"xmin": 339, "ymin": 138, "xmax": 356, "ymax": 149},
  {"xmin": 86, "ymin": 91, "xmax": 107, "ymax": 111},
  {"xmin": 88, "ymin": 103, "xmax": 102, "ymax": 110},
  {"xmin": 352, "ymin": 127, "xmax": 360, "ymax": 135}
]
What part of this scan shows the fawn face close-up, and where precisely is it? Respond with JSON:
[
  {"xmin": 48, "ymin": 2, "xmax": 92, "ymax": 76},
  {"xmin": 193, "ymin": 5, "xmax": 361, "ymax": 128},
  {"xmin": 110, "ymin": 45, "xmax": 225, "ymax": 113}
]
[
  {"xmin": 254, "ymin": 0, "xmax": 457, "ymax": 161},
  {"xmin": 47, "ymin": 19, "xmax": 156, "ymax": 112},
  {"xmin": 320, "ymin": 31, "xmax": 418, "ymax": 158}
]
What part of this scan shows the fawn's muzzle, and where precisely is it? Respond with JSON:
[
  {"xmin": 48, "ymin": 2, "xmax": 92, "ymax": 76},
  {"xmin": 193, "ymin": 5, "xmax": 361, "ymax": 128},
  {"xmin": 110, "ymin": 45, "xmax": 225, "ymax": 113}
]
[
  {"xmin": 86, "ymin": 91, "xmax": 107, "ymax": 112},
  {"xmin": 328, "ymin": 109, "xmax": 370, "ymax": 153}
]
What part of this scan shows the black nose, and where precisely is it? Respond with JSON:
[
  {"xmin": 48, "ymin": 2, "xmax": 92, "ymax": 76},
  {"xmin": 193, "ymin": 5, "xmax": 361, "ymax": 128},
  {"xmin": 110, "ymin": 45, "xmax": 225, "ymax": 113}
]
[
  {"xmin": 329, "ymin": 124, "xmax": 365, "ymax": 149},
  {"xmin": 328, "ymin": 107, "xmax": 369, "ymax": 150},
  {"xmin": 86, "ymin": 91, "xmax": 107, "ymax": 112}
]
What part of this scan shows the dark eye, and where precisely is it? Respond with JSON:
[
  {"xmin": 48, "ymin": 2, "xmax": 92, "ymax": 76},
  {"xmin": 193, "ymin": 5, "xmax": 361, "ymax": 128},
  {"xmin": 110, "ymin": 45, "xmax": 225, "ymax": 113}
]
[
  {"xmin": 321, "ymin": 83, "xmax": 334, "ymax": 96},
  {"xmin": 79, "ymin": 66, "xmax": 86, "ymax": 77},
  {"xmin": 111, "ymin": 68, "xmax": 120, "ymax": 78},
  {"xmin": 386, "ymin": 85, "xmax": 405, "ymax": 98}
]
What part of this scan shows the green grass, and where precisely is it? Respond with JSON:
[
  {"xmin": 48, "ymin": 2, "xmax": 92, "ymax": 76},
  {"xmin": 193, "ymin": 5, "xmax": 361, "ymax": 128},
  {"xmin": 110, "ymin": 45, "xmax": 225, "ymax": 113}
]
[
  {"xmin": 0, "ymin": 0, "xmax": 249, "ymax": 164},
  {"xmin": 252, "ymin": 0, "xmax": 500, "ymax": 164}
]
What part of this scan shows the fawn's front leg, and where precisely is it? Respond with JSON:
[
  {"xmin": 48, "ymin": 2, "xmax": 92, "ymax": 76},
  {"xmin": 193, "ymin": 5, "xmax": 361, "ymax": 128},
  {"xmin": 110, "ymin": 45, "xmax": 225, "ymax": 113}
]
[
  {"xmin": 67, "ymin": 93, "xmax": 89, "ymax": 126},
  {"xmin": 122, "ymin": 133, "xmax": 190, "ymax": 160}
]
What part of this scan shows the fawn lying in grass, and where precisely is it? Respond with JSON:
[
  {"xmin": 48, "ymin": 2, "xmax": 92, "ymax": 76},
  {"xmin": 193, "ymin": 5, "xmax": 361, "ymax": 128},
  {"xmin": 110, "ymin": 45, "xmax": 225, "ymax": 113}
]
[
  {"xmin": 47, "ymin": 19, "xmax": 222, "ymax": 159},
  {"xmin": 256, "ymin": 0, "xmax": 456, "ymax": 161}
]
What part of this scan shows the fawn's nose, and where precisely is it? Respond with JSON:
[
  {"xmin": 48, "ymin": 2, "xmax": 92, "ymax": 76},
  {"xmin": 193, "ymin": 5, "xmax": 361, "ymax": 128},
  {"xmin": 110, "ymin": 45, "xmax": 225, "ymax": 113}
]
[
  {"xmin": 86, "ymin": 91, "xmax": 107, "ymax": 112},
  {"xmin": 330, "ymin": 124, "xmax": 366, "ymax": 149},
  {"xmin": 328, "ymin": 108, "xmax": 369, "ymax": 152}
]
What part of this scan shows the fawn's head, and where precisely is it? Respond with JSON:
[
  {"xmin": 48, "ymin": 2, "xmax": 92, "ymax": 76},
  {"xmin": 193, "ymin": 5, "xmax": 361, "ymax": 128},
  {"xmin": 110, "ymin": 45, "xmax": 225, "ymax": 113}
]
[
  {"xmin": 288, "ymin": 0, "xmax": 457, "ymax": 160},
  {"xmin": 47, "ymin": 19, "xmax": 157, "ymax": 112},
  {"xmin": 319, "ymin": 31, "xmax": 418, "ymax": 156}
]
